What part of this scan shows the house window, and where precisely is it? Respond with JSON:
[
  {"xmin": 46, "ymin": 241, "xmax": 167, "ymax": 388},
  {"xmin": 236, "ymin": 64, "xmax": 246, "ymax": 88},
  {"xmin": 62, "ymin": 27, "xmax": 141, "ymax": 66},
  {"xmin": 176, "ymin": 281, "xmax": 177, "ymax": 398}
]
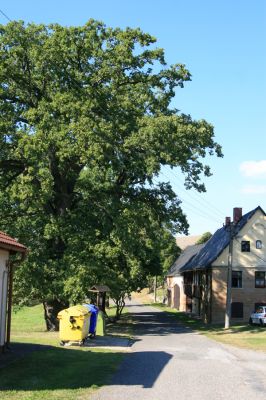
[
  {"xmin": 231, "ymin": 302, "xmax": 243, "ymax": 318},
  {"xmin": 256, "ymin": 240, "xmax": 262, "ymax": 249},
  {"xmin": 255, "ymin": 271, "xmax": 265, "ymax": 288},
  {"xmin": 232, "ymin": 271, "xmax": 242, "ymax": 288},
  {"xmin": 241, "ymin": 241, "xmax": 250, "ymax": 252}
]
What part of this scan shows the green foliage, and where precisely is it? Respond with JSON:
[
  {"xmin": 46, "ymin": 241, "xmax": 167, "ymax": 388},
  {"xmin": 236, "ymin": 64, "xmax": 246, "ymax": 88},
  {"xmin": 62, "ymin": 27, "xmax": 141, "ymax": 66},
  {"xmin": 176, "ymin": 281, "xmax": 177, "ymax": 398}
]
[
  {"xmin": 196, "ymin": 231, "xmax": 212, "ymax": 244},
  {"xmin": 0, "ymin": 20, "xmax": 222, "ymax": 315},
  {"xmin": 159, "ymin": 230, "xmax": 180, "ymax": 275}
]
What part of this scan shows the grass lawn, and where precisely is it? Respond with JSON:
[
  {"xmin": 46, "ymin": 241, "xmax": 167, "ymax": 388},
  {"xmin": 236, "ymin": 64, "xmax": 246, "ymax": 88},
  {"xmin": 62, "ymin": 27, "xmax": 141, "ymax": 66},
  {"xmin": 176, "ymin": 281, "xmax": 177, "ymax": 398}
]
[
  {"xmin": 0, "ymin": 305, "xmax": 125, "ymax": 400},
  {"xmin": 150, "ymin": 303, "xmax": 266, "ymax": 352}
]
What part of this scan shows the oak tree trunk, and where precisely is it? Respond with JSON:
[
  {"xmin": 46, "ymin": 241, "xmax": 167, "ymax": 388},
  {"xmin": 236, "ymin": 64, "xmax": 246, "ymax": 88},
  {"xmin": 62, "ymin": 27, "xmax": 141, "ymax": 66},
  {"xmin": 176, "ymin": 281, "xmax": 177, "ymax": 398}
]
[{"xmin": 43, "ymin": 299, "xmax": 69, "ymax": 331}]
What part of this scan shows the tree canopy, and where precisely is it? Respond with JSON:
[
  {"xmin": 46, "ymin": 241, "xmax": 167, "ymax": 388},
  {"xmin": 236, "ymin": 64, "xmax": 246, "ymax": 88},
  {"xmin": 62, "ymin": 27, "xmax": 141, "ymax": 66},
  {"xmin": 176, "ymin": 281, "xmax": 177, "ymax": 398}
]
[
  {"xmin": 0, "ymin": 20, "xmax": 222, "ymax": 327},
  {"xmin": 196, "ymin": 232, "xmax": 212, "ymax": 244}
]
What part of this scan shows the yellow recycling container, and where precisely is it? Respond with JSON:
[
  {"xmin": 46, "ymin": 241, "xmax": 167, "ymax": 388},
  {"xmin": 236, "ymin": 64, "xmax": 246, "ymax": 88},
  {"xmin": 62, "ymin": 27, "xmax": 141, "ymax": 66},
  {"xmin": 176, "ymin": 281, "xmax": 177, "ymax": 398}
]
[{"xmin": 57, "ymin": 305, "xmax": 91, "ymax": 345}]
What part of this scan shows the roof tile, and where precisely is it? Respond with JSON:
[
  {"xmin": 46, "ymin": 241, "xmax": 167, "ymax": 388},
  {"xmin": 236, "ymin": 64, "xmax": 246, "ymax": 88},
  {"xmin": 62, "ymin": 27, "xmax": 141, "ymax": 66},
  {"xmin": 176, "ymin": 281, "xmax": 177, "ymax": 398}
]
[
  {"xmin": 0, "ymin": 231, "xmax": 27, "ymax": 253},
  {"xmin": 167, "ymin": 244, "xmax": 205, "ymax": 276}
]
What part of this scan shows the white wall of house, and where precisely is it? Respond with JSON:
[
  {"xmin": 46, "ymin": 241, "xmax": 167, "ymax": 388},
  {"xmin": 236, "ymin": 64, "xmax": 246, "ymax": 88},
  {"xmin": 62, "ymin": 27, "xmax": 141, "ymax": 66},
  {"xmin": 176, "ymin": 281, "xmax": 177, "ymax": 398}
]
[
  {"xmin": 213, "ymin": 209, "xmax": 266, "ymax": 268},
  {"xmin": 0, "ymin": 249, "xmax": 10, "ymax": 347},
  {"xmin": 167, "ymin": 275, "xmax": 186, "ymax": 311}
]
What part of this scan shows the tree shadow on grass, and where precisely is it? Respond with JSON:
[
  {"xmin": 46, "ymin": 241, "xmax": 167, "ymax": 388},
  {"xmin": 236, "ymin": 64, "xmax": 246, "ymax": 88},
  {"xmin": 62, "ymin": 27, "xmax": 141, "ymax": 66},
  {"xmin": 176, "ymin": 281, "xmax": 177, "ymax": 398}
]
[
  {"xmin": 175, "ymin": 314, "xmax": 266, "ymax": 335},
  {"xmin": 212, "ymin": 324, "xmax": 266, "ymax": 335},
  {"xmin": 106, "ymin": 311, "xmax": 134, "ymax": 337},
  {"xmin": 0, "ymin": 342, "xmax": 53, "ymax": 369},
  {"xmin": 0, "ymin": 343, "xmax": 172, "ymax": 391}
]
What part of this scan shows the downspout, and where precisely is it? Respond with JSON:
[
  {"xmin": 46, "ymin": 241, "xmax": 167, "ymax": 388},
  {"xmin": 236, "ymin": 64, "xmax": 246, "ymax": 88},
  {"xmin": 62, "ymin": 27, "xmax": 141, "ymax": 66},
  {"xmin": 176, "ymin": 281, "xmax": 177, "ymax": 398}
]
[
  {"xmin": 0, "ymin": 270, "xmax": 8, "ymax": 353},
  {"xmin": 209, "ymin": 267, "xmax": 212, "ymax": 324},
  {"xmin": 6, "ymin": 253, "xmax": 26, "ymax": 349}
]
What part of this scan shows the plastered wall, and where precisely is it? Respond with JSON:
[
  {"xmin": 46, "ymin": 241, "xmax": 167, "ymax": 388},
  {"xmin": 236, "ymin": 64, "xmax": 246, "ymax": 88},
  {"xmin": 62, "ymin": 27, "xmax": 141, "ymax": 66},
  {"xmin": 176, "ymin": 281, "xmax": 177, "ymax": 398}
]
[
  {"xmin": 0, "ymin": 249, "xmax": 10, "ymax": 347},
  {"xmin": 167, "ymin": 275, "xmax": 186, "ymax": 311}
]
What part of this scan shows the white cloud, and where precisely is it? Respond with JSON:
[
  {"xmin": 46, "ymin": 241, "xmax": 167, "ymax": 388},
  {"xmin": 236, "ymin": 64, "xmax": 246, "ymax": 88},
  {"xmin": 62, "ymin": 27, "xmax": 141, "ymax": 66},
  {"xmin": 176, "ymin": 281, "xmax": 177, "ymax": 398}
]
[
  {"xmin": 240, "ymin": 160, "xmax": 266, "ymax": 178},
  {"xmin": 242, "ymin": 185, "xmax": 266, "ymax": 194}
]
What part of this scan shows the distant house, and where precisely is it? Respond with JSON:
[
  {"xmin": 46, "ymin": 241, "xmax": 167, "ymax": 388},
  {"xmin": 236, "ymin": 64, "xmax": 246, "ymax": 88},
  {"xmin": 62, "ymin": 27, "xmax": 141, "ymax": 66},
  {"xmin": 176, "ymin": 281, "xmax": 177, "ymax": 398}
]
[
  {"xmin": 179, "ymin": 206, "xmax": 266, "ymax": 323},
  {"xmin": 166, "ymin": 244, "xmax": 204, "ymax": 311},
  {"xmin": 0, "ymin": 231, "xmax": 26, "ymax": 353},
  {"xmin": 176, "ymin": 235, "xmax": 201, "ymax": 250}
]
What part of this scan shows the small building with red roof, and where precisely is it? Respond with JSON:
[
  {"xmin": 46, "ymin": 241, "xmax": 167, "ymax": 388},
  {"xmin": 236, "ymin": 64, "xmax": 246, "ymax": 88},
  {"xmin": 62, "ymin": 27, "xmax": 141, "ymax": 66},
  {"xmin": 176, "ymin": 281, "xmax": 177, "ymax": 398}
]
[{"xmin": 0, "ymin": 231, "xmax": 26, "ymax": 353}]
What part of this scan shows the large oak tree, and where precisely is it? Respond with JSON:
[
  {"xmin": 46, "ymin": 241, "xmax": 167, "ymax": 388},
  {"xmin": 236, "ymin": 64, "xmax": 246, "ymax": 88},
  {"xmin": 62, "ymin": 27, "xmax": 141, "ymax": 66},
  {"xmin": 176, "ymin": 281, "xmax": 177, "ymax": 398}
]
[{"xmin": 0, "ymin": 20, "xmax": 222, "ymax": 329}]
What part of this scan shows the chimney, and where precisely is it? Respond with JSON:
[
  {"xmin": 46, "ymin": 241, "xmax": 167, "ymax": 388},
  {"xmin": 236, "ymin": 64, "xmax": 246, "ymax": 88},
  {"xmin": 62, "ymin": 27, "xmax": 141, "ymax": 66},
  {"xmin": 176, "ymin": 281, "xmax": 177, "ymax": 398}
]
[
  {"xmin": 225, "ymin": 217, "xmax": 231, "ymax": 226},
  {"xmin": 233, "ymin": 207, "xmax": 242, "ymax": 224}
]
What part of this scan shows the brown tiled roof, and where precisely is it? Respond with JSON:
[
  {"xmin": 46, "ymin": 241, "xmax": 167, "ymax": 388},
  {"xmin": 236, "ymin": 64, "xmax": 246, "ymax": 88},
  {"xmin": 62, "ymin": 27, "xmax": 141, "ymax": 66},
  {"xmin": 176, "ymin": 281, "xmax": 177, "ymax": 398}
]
[
  {"xmin": 167, "ymin": 244, "xmax": 205, "ymax": 276},
  {"xmin": 176, "ymin": 235, "xmax": 201, "ymax": 250},
  {"xmin": 0, "ymin": 231, "xmax": 27, "ymax": 253}
]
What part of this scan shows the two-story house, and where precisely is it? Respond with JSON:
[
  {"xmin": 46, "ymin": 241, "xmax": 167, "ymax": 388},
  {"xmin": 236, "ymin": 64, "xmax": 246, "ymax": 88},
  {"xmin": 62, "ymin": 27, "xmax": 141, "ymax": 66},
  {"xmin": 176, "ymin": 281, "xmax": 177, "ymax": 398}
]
[{"xmin": 175, "ymin": 206, "xmax": 266, "ymax": 323}]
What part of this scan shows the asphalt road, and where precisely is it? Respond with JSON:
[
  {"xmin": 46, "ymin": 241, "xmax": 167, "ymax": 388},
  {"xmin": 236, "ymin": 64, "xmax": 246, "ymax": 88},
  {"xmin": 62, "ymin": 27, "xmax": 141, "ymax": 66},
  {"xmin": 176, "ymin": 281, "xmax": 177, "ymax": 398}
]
[{"xmin": 91, "ymin": 301, "xmax": 266, "ymax": 400}]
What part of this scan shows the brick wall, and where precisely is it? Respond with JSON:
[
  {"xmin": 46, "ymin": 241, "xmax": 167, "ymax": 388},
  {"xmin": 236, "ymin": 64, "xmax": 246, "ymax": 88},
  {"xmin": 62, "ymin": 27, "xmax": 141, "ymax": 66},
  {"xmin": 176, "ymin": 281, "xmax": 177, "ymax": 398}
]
[
  {"xmin": 211, "ymin": 268, "xmax": 227, "ymax": 323},
  {"xmin": 231, "ymin": 268, "xmax": 266, "ymax": 321},
  {"xmin": 211, "ymin": 267, "xmax": 266, "ymax": 323}
]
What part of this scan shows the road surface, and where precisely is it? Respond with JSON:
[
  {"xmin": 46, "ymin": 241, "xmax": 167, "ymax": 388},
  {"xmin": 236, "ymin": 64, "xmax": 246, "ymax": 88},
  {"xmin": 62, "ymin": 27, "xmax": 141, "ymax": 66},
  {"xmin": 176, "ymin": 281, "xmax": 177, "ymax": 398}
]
[{"xmin": 91, "ymin": 301, "xmax": 266, "ymax": 400}]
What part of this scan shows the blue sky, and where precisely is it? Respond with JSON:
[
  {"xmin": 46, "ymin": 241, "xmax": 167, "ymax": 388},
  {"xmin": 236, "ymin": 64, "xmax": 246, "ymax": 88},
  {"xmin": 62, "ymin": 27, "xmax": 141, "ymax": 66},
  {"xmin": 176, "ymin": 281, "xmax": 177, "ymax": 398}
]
[{"xmin": 1, "ymin": 1, "xmax": 265, "ymax": 235}]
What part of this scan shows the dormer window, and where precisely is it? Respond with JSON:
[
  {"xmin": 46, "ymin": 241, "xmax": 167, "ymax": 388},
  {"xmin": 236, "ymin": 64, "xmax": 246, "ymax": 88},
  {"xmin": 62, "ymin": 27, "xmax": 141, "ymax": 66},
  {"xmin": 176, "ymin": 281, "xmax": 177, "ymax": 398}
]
[
  {"xmin": 241, "ymin": 241, "xmax": 250, "ymax": 252},
  {"xmin": 256, "ymin": 240, "xmax": 262, "ymax": 249}
]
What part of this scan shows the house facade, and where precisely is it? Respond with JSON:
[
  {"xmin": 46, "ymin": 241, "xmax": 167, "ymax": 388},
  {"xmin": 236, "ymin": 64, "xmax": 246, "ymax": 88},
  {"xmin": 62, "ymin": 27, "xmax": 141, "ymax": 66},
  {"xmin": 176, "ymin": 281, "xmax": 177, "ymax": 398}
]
[
  {"xmin": 0, "ymin": 231, "xmax": 26, "ymax": 352},
  {"xmin": 166, "ymin": 243, "xmax": 204, "ymax": 312},
  {"xmin": 176, "ymin": 206, "xmax": 266, "ymax": 324}
]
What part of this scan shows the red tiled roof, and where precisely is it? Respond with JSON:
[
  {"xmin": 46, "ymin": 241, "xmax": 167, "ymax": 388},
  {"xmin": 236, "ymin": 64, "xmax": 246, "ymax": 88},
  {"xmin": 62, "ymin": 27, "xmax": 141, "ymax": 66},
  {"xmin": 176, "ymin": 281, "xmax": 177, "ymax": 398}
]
[{"xmin": 0, "ymin": 231, "xmax": 27, "ymax": 253}]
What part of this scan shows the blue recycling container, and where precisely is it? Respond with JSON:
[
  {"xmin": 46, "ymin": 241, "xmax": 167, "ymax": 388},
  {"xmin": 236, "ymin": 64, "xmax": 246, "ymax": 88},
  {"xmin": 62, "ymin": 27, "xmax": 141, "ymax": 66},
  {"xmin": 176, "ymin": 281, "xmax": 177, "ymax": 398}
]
[{"xmin": 83, "ymin": 304, "xmax": 99, "ymax": 337}]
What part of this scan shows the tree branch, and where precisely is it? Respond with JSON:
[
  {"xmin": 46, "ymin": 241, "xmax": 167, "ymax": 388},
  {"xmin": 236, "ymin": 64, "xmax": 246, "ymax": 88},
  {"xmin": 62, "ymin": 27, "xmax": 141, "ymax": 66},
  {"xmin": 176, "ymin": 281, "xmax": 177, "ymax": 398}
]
[{"xmin": 0, "ymin": 159, "xmax": 26, "ymax": 172}]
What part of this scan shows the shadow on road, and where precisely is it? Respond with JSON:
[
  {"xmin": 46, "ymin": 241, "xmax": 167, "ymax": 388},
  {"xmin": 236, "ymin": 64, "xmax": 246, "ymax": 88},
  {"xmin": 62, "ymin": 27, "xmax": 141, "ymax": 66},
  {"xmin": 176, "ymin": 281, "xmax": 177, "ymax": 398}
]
[
  {"xmin": 112, "ymin": 350, "xmax": 173, "ymax": 388},
  {"xmin": 128, "ymin": 304, "xmax": 192, "ymax": 336}
]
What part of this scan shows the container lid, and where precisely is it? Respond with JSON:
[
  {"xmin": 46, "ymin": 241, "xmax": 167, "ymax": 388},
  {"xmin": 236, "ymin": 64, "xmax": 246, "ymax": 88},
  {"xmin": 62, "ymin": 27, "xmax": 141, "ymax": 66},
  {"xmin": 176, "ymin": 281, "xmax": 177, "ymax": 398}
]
[
  {"xmin": 83, "ymin": 304, "xmax": 99, "ymax": 313},
  {"xmin": 57, "ymin": 305, "xmax": 90, "ymax": 318}
]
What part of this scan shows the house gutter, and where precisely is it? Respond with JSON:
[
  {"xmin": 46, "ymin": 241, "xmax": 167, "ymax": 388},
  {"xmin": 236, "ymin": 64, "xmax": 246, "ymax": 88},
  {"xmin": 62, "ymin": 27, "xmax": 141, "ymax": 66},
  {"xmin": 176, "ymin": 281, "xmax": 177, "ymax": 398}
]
[{"xmin": 0, "ymin": 270, "xmax": 8, "ymax": 353}]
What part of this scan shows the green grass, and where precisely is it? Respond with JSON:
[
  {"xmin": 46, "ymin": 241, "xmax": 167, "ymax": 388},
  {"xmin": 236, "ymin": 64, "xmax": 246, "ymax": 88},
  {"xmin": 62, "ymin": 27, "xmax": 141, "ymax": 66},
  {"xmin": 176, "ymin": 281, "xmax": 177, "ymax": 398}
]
[
  {"xmin": 11, "ymin": 305, "xmax": 58, "ymax": 346},
  {"xmin": 12, "ymin": 305, "xmax": 46, "ymax": 332},
  {"xmin": 105, "ymin": 305, "xmax": 134, "ymax": 338},
  {"xmin": 0, "ymin": 305, "xmax": 125, "ymax": 399},
  {"xmin": 11, "ymin": 304, "xmax": 132, "ymax": 345},
  {"xmin": 0, "ymin": 347, "xmax": 123, "ymax": 400},
  {"xmin": 150, "ymin": 303, "xmax": 266, "ymax": 352}
]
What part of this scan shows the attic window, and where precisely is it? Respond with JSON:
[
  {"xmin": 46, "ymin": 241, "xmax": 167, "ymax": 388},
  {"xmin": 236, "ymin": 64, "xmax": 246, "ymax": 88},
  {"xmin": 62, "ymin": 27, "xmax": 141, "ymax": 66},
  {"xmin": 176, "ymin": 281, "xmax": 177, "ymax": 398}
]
[
  {"xmin": 241, "ymin": 241, "xmax": 250, "ymax": 252},
  {"xmin": 256, "ymin": 240, "xmax": 262, "ymax": 249}
]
